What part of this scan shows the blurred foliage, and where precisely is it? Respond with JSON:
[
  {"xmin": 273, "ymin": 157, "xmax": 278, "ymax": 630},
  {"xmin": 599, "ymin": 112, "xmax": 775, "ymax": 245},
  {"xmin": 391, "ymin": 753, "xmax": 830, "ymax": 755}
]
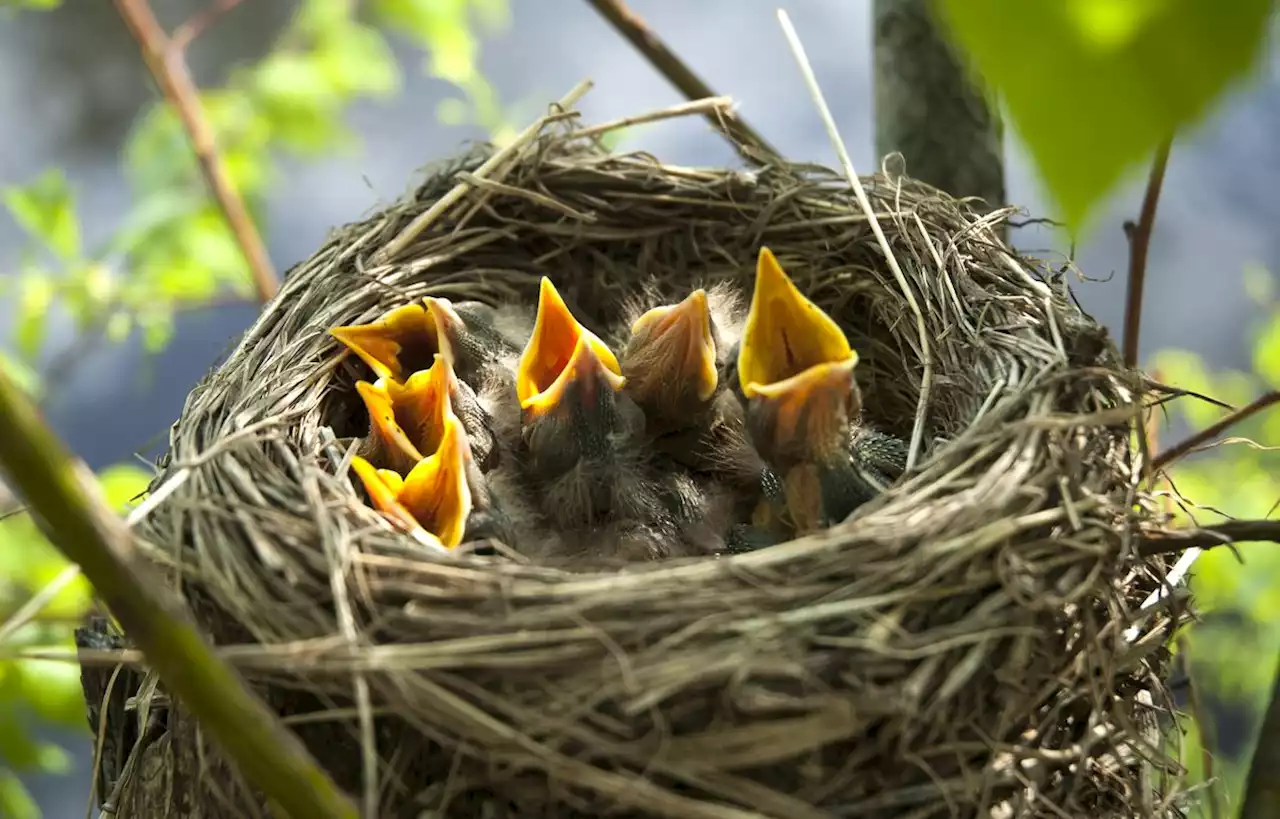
[
  {"xmin": 933, "ymin": 0, "xmax": 1276, "ymax": 233},
  {"xmin": 0, "ymin": 0, "xmax": 514, "ymax": 813},
  {"xmin": 1153, "ymin": 264, "xmax": 1280, "ymax": 818}
]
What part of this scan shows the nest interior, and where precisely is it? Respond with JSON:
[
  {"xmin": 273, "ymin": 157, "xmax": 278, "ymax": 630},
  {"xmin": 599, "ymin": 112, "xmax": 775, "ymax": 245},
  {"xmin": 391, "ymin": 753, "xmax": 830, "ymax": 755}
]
[{"xmin": 103, "ymin": 103, "xmax": 1184, "ymax": 819}]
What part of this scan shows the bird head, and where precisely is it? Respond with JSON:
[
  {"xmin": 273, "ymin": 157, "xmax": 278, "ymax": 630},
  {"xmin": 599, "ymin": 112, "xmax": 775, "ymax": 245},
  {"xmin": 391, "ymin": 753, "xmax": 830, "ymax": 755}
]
[
  {"xmin": 737, "ymin": 246, "xmax": 861, "ymax": 465},
  {"xmin": 350, "ymin": 411, "xmax": 473, "ymax": 549},
  {"xmin": 620, "ymin": 288, "xmax": 719, "ymax": 427},
  {"xmin": 331, "ymin": 302, "xmax": 444, "ymax": 382},
  {"xmin": 517, "ymin": 277, "xmax": 626, "ymax": 420}
]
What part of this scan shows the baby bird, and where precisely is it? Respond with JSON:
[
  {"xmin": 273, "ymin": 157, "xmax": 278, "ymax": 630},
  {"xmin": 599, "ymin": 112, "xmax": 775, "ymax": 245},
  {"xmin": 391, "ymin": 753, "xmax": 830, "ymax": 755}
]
[
  {"xmin": 514, "ymin": 277, "xmax": 677, "ymax": 561},
  {"xmin": 735, "ymin": 247, "xmax": 907, "ymax": 536},
  {"xmin": 351, "ymin": 354, "xmax": 514, "ymax": 548},
  {"xmin": 349, "ymin": 387, "xmax": 472, "ymax": 550},
  {"xmin": 616, "ymin": 283, "xmax": 785, "ymax": 553},
  {"xmin": 330, "ymin": 295, "xmax": 527, "ymax": 388}
]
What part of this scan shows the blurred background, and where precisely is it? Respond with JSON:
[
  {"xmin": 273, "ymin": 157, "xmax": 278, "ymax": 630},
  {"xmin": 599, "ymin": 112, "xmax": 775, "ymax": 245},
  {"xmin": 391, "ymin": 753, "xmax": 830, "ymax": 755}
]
[{"xmin": 1, "ymin": 1, "xmax": 1277, "ymax": 817}]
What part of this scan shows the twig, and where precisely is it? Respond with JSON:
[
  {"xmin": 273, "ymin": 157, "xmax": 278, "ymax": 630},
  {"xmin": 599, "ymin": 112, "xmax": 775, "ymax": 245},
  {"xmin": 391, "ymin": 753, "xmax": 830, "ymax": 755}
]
[
  {"xmin": 0, "ymin": 563, "xmax": 82, "ymax": 645},
  {"xmin": 0, "ymin": 367, "xmax": 356, "ymax": 819},
  {"xmin": 1241, "ymin": 660, "xmax": 1280, "ymax": 819},
  {"xmin": 583, "ymin": 0, "xmax": 779, "ymax": 165},
  {"xmin": 377, "ymin": 80, "xmax": 594, "ymax": 263},
  {"xmin": 568, "ymin": 96, "xmax": 735, "ymax": 140},
  {"xmin": 1136, "ymin": 520, "xmax": 1280, "ymax": 558},
  {"xmin": 115, "ymin": 0, "xmax": 279, "ymax": 303},
  {"xmin": 1153, "ymin": 391, "xmax": 1280, "ymax": 471},
  {"xmin": 776, "ymin": 9, "xmax": 932, "ymax": 473},
  {"xmin": 1121, "ymin": 139, "xmax": 1172, "ymax": 369},
  {"xmin": 170, "ymin": 0, "xmax": 249, "ymax": 54}
]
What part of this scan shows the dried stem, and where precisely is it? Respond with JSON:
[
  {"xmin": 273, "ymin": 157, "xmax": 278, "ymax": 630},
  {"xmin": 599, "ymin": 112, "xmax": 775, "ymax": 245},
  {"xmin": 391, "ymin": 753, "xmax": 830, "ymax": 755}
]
[
  {"xmin": 583, "ymin": 0, "xmax": 779, "ymax": 165},
  {"xmin": 0, "ymin": 368, "xmax": 355, "ymax": 818},
  {"xmin": 1137, "ymin": 519, "xmax": 1280, "ymax": 558},
  {"xmin": 115, "ymin": 0, "xmax": 279, "ymax": 303},
  {"xmin": 1153, "ymin": 390, "xmax": 1280, "ymax": 471},
  {"xmin": 1122, "ymin": 139, "xmax": 1172, "ymax": 369}
]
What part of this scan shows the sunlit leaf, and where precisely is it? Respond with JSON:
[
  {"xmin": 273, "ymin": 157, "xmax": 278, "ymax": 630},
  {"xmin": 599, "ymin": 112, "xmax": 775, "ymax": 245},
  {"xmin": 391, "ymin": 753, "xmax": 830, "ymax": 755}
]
[
  {"xmin": 17, "ymin": 659, "xmax": 86, "ymax": 729},
  {"xmin": 15, "ymin": 272, "xmax": 54, "ymax": 360},
  {"xmin": 1255, "ymin": 311, "xmax": 1280, "ymax": 389},
  {"xmin": 3, "ymin": 167, "xmax": 81, "ymax": 261},
  {"xmin": 318, "ymin": 24, "xmax": 400, "ymax": 97},
  {"xmin": 97, "ymin": 463, "xmax": 152, "ymax": 511},
  {"xmin": 931, "ymin": 0, "xmax": 1274, "ymax": 232},
  {"xmin": 0, "ymin": 770, "xmax": 38, "ymax": 819}
]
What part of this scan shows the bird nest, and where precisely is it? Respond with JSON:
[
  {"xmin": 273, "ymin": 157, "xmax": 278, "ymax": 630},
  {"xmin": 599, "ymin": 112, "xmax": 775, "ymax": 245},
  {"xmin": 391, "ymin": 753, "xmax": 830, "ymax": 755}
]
[{"xmin": 102, "ymin": 98, "xmax": 1186, "ymax": 818}]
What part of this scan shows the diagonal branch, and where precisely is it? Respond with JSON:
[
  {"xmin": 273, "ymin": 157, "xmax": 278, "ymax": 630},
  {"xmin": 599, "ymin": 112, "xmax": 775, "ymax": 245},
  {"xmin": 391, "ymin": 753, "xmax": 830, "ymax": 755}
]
[
  {"xmin": 1153, "ymin": 390, "xmax": 1280, "ymax": 471},
  {"xmin": 583, "ymin": 0, "xmax": 779, "ymax": 165},
  {"xmin": 1137, "ymin": 519, "xmax": 1280, "ymax": 558},
  {"xmin": 0, "ymin": 368, "xmax": 355, "ymax": 818},
  {"xmin": 1121, "ymin": 138, "xmax": 1172, "ymax": 369},
  {"xmin": 115, "ymin": 0, "xmax": 279, "ymax": 303}
]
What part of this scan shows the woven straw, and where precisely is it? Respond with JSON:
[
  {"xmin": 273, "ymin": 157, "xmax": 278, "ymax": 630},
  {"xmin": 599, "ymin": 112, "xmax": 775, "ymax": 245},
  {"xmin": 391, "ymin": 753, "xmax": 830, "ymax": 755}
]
[{"xmin": 96, "ymin": 97, "xmax": 1185, "ymax": 818}]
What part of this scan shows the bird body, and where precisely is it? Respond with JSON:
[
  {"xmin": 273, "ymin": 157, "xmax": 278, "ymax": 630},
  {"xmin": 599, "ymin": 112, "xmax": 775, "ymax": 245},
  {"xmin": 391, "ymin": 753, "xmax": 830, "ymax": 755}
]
[{"xmin": 735, "ymin": 247, "xmax": 907, "ymax": 536}]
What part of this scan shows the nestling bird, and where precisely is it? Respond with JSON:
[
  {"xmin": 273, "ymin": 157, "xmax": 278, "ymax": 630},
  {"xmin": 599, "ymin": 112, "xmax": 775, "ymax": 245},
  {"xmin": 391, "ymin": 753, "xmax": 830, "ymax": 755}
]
[
  {"xmin": 349, "ymin": 406, "xmax": 472, "ymax": 549},
  {"xmin": 735, "ymin": 246, "xmax": 907, "ymax": 536},
  {"xmin": 330, "ymin": 295, "xmax": 529, "ymax": 387},
  {"xmin": 616, "ymin": 283, "xmax": 786, "ymax": 553},
  {"xmin": 351, "ymin": 354, "xmax": 515, "ymax": 547},
  {"xmin": 514, "ymin": 277, "xmax": 682, "ymax": 560}
]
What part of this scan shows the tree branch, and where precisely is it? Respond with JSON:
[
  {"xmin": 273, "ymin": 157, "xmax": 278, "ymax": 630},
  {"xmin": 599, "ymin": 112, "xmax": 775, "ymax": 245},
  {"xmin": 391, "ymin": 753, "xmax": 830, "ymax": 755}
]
[
  {"xmin": 170, "ymin": 0, "xmax": 250, "ymax": 54},
  {"xmin": 583, "ymin": 0, "xmax": 779, "ymax": 165},
  {"xmin": 1153, "ymin": 390, "xmax": 1280, "ymax": 471},
  {"xmin": 115, "ymin": 0, "xmax": 279, "ymax": 303},
  {"xmin": 1137, "ymin": 519, "xmax": 1280, "ymax": 558},
  {"xmin": 1121, "ymin": 138, "xmax": 1172, "ymax": 369},
  {"xmin": 0, "ymin": 368, "xmax": 355, "ymax": 819}
]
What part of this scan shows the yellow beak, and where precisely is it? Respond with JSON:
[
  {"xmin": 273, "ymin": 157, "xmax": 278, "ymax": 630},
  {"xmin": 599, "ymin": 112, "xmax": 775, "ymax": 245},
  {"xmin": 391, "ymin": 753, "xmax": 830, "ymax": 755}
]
[
  {"xmin": 737, "ymin": 247, "xmax": 856, "ymax": 399},
  {"xmin": 355, "ymin": 379, "xmax": 426, "ymax": 475},
  {"xmin": 627, "ymin": 288, "xmax": 718, "ymax": 404},
  {"xmin": 331, "ymin": 302, "xmax": 441, "ymax": 382},
  {"xmin": 384, "ymin": 353, "xmax": 456, "ymax": 458},
  {"xmin": 349, "ymin": 410, "xmax": 473, "ymax": 548},
  {"xmin": 750, "ymin": 357, "xmax": 860, "ymax": 457},
  {"xmin": 517, "ymin": 277, "xmax": 625, "ymax": 417}
]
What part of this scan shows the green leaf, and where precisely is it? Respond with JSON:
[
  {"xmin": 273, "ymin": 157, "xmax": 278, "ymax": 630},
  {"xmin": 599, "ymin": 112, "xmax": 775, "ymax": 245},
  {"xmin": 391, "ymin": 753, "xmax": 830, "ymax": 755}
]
[
  {"xmin": 1243, "ymin": 262, "xmax": 1275, "ymax": 307},
  {"xmin": 97, "ymin": 463, "xmax": 152, "ymax": 511},
  {"xmin": 373, "ymin": 0, "xmax": 478, "ymax": 83},
  {"xmin": 15, "ymin": 273, "xmax": 54, "ymax": 360},
  {"xmin": 1255, "ymin": 311, "xmax": 1280, "ymax": 389},
  {"xmin": 3, "ymin": 168, "xmax": 81, "ymax": 261},
  {"xmin": 17, "ymin": 659, "xmax": 86, "ymax": 729},
  {"xmin": 931, "ymin": 0, "xmax": 1274, "ymax": 232},
  {"xmin": 316, "ymin": 24, "xmax": 400, "ymax": 98},
  {"xmin": 0, "ymin": 770, "xmax": 38, "ymax": 819}
]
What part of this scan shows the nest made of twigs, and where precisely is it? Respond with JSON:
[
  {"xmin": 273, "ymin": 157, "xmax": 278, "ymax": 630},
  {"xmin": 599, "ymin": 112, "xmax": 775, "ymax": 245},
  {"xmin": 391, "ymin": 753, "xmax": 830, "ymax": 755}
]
[{"xmin": 109, "ymin": 99, "xmax": 1185, "ymax": 819}]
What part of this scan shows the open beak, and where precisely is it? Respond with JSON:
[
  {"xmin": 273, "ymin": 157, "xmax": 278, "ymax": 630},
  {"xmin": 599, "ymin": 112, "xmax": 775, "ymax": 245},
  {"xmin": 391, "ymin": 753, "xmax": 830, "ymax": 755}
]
[
  {"xmin": 349, "ymin": 410, "xmax": 474, "ymax": 548},
  {"xmin": 355, "ymin": 379, "xmax": 426, "ymax": 475},
  {"xmin": 737, "ymin": 247, "xmax": 855, "ymax": 399},
  {"xmin": 331, "ymin": 302, "xmax": 442, "ymax": 381},
  {"xmin": 384, "ymin": 353, "xmax": 455, "ymax": 458},
  {"xmin": 517, "ymin": 277, "xmax": 625, "ymax": 418},
  {"xmin": 628, "ymin": 288, "xmax": 718, "ymax": 404}
]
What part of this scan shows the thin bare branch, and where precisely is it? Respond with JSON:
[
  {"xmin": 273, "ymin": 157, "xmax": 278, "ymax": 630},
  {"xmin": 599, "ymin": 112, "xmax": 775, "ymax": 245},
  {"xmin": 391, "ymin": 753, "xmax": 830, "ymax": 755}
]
[
  {"xmin": 1122, "ymin": 139, "xmax": 1172, "ymax": 369},
  {"xmin": 170, "ymin": 0, "xmax": 250, "ymax": 54},
  {"xmin": 1154, "ymin": 390, "xmax": 1280, "ymax": 471},
  {"xmin": 583, "ymin": 0, "xmax": 779, "ymax": 165},
  {"xmin": 115, "ymin": 0, "xmax": 279, "ymax": 303},
  {"xmin": 1137, "ymin": 519, "xmax": 1280, "ymax": 558}
]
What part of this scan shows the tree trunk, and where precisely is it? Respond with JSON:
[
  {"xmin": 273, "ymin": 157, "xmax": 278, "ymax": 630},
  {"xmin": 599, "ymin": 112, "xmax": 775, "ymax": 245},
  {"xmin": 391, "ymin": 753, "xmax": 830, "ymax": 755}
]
[{"xmin": 872, "ymin": 0, "xmax": 1006, "ymax": 214}]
